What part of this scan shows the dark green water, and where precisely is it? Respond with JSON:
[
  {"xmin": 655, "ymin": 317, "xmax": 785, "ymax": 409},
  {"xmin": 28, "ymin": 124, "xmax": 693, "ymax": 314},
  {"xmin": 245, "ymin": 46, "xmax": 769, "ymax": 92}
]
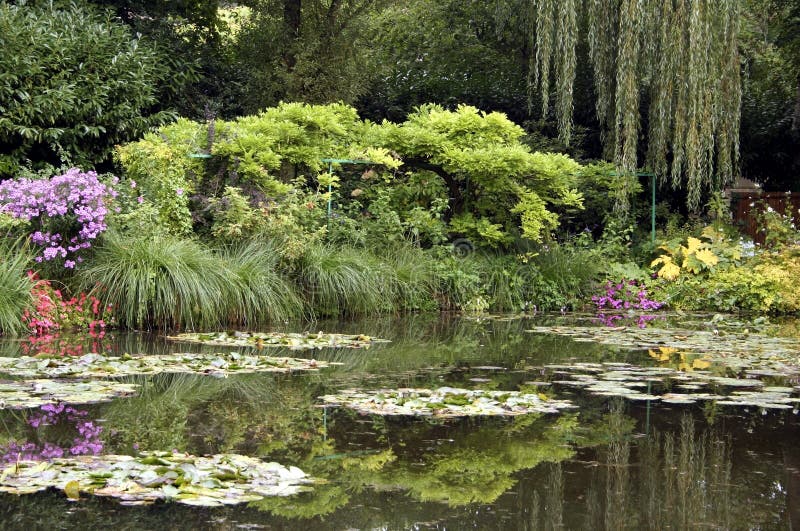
[{"xmin": 0, "ymin": 314, "xmax": 798, "ymax": 530}]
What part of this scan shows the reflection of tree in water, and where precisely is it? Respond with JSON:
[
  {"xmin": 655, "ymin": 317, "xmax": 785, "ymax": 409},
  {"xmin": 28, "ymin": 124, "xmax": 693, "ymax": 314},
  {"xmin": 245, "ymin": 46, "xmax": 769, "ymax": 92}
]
[
  {"xmin": 367, "ymin": 414, "xmax": 579, "ymax": 507},
  {"xmin": 580, "ymin": 414, "xmax": 733, "ymax": 530},
  {"xmin": 251, "ymin": 413, "xmax": 585, "ymax": 520}
]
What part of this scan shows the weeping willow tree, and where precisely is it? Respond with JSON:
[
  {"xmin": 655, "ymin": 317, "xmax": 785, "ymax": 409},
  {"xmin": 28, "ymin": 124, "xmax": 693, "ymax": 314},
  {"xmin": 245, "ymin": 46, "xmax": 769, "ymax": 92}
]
[{"xmin": 500, "ymin": 0, "xmax": 741, "ymax": 210}]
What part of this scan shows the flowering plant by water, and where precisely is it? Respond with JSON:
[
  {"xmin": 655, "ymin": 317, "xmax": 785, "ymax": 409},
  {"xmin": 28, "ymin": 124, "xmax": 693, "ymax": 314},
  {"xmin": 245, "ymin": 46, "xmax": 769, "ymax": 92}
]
[
  {"xmin": 592, "ymin": 279, "xmax": 663, "ymax": 328},
  {"xmin": 0, "ymin": 168, "xmax": 117, "ymax": 268},
  {"xmin": 0, "ymin": 404, "xmax": 103, "ymax": 463},
  {"xmin": 20, "ymin": 271, "xmax": 113, "ymax": 356}
]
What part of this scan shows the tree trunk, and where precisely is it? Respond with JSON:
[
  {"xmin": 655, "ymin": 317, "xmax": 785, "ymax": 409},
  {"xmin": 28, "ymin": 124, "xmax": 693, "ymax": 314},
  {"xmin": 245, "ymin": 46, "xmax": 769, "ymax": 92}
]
[
  {"xmin": 403, "ymin": 158, "xmax": 464, "ymax": 221},
  {"xmin": 283, "ymin": 0, "xmax": 301, "ymax": 70},
  {"xmin": 793, "ymin": 72, "xmax": 800, "ymax": 135}
]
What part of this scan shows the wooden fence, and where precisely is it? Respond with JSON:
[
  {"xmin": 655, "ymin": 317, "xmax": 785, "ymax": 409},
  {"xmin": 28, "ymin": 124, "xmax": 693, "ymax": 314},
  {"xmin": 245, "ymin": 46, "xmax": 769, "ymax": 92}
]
[{"xmin": 730, "ymin": 191, "xmax": 800, "ymax": 245}]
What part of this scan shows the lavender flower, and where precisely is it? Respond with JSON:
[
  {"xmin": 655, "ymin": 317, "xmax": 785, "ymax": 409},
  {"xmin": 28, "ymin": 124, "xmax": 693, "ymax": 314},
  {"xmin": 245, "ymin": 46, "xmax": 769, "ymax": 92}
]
[{"xmin": 0, "ymin": 168, "xmax": 117, "ymax": 268}]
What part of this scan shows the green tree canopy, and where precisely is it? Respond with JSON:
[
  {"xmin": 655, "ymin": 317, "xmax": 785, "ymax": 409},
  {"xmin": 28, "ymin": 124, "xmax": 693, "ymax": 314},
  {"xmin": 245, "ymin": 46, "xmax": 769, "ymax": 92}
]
[{"xmin": 233, "ymin": 0, "xmax": 386, "ymax": 113}]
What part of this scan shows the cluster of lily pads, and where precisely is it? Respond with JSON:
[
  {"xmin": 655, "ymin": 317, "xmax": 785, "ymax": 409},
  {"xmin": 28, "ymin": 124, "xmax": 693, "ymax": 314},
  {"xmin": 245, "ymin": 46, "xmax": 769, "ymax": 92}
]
[
  {"xmin": 527, "ymin": 325, "xmax": 800, "ymax": 375},
  {"xmin": 168, "ymin": 331, "xmax": 389, "ymax": 350},
  {"xmin": 0, "ymin": 352, "xmax": 335, "ymax": 380},
  {"xmin": 0, "ymin": 379, "xmax": 138, "ymax": 409},
  {"xmin": 0, "ymin": 331, "xmax": 395, "ymax": 507},
  {"xmin": 319, "ymin": 387, "xmax": 576, "ymax": 418},
  {"xmin": 546, "ymin": 362, "xmax": 800, "ymax": 409},
  {"xmin": 0, "ymin": 451, "xmax": 311, "ymax": 506}
]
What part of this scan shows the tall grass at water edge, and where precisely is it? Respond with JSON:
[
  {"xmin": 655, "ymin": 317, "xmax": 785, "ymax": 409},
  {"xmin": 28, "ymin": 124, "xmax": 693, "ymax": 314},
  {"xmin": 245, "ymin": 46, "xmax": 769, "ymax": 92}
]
[
  {"xmin": 218, "ymin": 241, "xmax": 304, "ymax": 325},
  {"xmin": 77, "ymin": 232, "xmax": 604, "ymax": 330},
  {"xmin": 78, "ymin": 233, "xmax": 230, "ymax": 330},
  {"xmin": 528, "ymin": 243, "xmax": 603, "ymax": 309},
  {"xmin": 293, "ymin": 243, "xmax": 394, "ymax": 316},
  {"xmin": 0, "ymin": 243, "xmax": 32, "ymax": 335}
]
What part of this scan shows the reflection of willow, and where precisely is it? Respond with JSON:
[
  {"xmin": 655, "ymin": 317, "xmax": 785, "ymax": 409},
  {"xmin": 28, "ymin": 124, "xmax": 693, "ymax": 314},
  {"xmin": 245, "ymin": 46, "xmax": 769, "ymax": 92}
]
[
  {"xmin": 515, "ymin": 403, "xmax": 636, "ymax": 531},
  {"xmin": 583, "ymin": 414, "xmax": 732, "ymax": 530},
  {"xmin": 516, "ymin": 462, "xmax": 567, "ymax": 531}
]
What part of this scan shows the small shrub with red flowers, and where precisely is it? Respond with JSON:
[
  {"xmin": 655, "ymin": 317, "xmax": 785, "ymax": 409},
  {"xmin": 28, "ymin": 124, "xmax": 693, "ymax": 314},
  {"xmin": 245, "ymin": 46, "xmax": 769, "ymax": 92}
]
[
  {"xmin": 592, "ymin": 279, "xmax": 664, "ymax": 328},
  {"xmin": 21, "ymin": 271, "xmax": 114, "ymax": 355}
]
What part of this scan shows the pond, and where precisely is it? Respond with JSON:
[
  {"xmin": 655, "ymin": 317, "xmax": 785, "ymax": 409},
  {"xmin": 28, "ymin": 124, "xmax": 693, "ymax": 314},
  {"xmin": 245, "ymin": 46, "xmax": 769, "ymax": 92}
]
[{"xmin": 0, "ymin": 313, "xmax": 798, "ymax": 529}]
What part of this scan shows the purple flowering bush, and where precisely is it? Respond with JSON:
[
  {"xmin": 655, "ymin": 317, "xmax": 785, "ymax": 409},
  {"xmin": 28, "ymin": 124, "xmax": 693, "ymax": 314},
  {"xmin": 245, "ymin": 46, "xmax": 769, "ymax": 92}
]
[
  {"xmin": 0, "ymin": 168, "xmax": 117, "ymax": 268},
  {"xmin": 592, "ymin": 279, "xmax": 664, "ymax": 328},
  {"xmin": 0, "ymin": 403, "xmax": 103, "ymax": 463}
]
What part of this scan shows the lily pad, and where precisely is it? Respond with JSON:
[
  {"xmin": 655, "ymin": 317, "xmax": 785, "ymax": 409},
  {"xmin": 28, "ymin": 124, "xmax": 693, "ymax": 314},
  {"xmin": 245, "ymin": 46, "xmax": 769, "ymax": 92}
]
[
  {"xmin": 527, "ymin": 325, "xmax": 800, "ymax": 376},
  {"xmin": 319, "ymin": 387, "xmax": 576, "ymax": 418},
  {"xmin": 543, "ymin": 362, "xmax": 800, "ymax": 410},
  {"xmin": 0, "ymin": 352, "xmax": 336, "ymax": 379},
  {"xmin": 167, "ymin": 331, "xmax": 389, "ymax": 350},
  {"xmin": 0, "ymin": 379, "xmax": 138, "ymax": 409},
  {"xmin": 0, "ymin": 452, "xmax": 312, "ymax": 506}
]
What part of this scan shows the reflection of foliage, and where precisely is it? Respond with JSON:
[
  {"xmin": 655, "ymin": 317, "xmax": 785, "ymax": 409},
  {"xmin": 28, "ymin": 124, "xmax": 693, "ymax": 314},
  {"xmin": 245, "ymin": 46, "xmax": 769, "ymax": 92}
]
[
  {"xmin": 100, "ymin": 373, "xmax": 222, "ymax": 453},
  {"xmin": 186, "ymin": 376, "xmax": 322, "ymax": 460},
  {"xmin": 251, "ymin": 439, "xmax": 396, "ymax": 520},
  {"xmin": 368, "ymin": 415, "xmax": 580, "ymax": 506},
  {"xmin": 582, "ymin": 414, "xmax": 733, "ymax": 530}
]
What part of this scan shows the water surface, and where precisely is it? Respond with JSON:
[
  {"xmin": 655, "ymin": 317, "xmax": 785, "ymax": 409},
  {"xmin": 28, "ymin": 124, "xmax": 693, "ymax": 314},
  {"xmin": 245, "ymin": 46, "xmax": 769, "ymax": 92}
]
[{"xmin": 0, "ymin": 314, "xmax": 797, "ymax": 529}]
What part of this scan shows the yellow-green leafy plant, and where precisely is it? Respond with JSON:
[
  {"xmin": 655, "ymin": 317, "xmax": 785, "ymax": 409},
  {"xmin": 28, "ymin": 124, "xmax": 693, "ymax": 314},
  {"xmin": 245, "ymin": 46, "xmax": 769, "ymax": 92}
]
[{"xmin": 650, "ymin": 226, "xmax": 741, "ymax": 280}]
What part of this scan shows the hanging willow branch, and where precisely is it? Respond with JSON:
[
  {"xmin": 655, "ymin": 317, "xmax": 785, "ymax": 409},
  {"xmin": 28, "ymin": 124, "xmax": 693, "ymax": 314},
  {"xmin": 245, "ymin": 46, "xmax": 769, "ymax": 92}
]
[
  {"xmin": 516, "ymin": 0, "xmax": 742, "ymax": 211},
  {"xmin": 534, "ymin": 0, "xmax": 555, "ymax": 119},
  {"xmin": 555, "ymin": 0, "xmax": 577, "ymax": 145}
]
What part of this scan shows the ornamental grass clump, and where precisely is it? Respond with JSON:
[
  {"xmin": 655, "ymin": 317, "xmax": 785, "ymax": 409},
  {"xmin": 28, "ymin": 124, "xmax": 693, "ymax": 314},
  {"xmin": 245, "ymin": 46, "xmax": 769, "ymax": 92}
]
[
  {"xmin": 78, "ymin": 232, "xmax": 229, "ymax": 330},
  {"xmin": 218, "ymin": 241, "xmax": 304, "ymax": 325},
  {"xmin": 0, "ymin": 245, "xmax": 32, "ymax": 335},
  {"xmin": 0, "ymin": 168, "xmax": 117, "ymax": 269},
  {"xmin": 294, "ymin": 244, "xmax": 392, "ymax": 316}
]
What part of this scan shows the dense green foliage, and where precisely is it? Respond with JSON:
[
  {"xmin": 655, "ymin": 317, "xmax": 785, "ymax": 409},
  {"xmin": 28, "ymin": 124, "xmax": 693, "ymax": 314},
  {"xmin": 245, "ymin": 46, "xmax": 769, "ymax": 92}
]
[
  {"xmin": 0, "ymin": 1, "xmax": 797, "ymax": 330},
  {"xmin": 116, "ymin": 102, "xmax": 583, "ymax": 249},
  {"xmin": 233, "ymin": 0, "xmax": 384, "ymax": 112},
  {"xmin": 0, "ymin": 1, "xmax": 180, "ymax": 176},
  {"xmin": 739, "ymin": 0, "xmax": 800, "ymax": 188}
]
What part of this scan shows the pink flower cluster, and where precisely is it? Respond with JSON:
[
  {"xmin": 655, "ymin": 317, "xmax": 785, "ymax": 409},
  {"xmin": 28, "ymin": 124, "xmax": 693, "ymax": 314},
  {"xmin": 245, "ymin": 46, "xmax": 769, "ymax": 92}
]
[
  {"xmin": 21, "ymin": 271, "xmax": 113, "ymax": 356},
  {"xmin": 592, "ymin": 279, "xmax": 663, "ymax": 328},
  {"xmin": 0, "ymin": 168, "xmax": 117, "ymax": 268}
]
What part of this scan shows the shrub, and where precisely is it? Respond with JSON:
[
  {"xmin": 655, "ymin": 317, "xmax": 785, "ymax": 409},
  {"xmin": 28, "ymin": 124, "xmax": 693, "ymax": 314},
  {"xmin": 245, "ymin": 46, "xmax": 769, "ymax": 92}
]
[
  {"xmin": 0, "ymin": 168, "xmax": 117, "ymax": 269},
  {"xmin": 0, "ymin": 2, "xmax": 179, "ymax": 175},
  {"xmin": 23, "ymin": 272, "xmax": 112, "ymax": 337},
  {"xmin": 650, "ymin": 225, "xmax": 742, "ymax": 281},
  {"xmin": 678, "ymin": 248, "xmax": 800, "ymax": 314}
]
